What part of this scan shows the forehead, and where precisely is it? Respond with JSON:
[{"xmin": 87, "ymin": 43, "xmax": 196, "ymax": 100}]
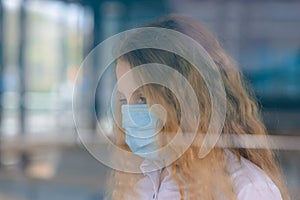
[
  {"xmin": 115, "ymin": 60, "xmax": 138, "ymax": 99},
  {"xmin": 116, "ymin": 60, "xmax": 131, "ymax": 80}
]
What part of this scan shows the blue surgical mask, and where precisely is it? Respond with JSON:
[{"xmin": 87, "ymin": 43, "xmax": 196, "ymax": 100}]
[{"xmin": 121, "ymin": 104, "xmax": 161, "ymax": 160}]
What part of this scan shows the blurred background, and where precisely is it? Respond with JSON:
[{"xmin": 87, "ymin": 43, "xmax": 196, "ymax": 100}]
[{"xmin": 0, "ymin": 0, "xmax": 299, "ymax": 199}]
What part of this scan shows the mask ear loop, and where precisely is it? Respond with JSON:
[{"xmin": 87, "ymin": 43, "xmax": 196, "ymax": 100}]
[{"xmin": 149, "ymin": 104, "xmax": 167, "ymax": 136}]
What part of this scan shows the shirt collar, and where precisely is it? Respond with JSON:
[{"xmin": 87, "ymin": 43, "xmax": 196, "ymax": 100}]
[{"xmin": 140, "ymin": 159, "xmax": 164, "ymax": 197}]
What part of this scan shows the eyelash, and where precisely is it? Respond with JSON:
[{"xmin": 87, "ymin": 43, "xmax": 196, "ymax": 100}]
[
  {"xmin": 137, "ymin": 96, "xmax": 147, "ymax": 104},
  {"xmin": 119, "ymin": 98, "xmax": 127, "ymax": 104},
  {"xmin": 119, "ymin": 97, "xmax": 146, "ymax": 104}
]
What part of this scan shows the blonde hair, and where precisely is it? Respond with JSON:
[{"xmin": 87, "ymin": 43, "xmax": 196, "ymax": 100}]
[{"xmin": 105, "ymin": 14, "xmax": 290, "ymax": 200}]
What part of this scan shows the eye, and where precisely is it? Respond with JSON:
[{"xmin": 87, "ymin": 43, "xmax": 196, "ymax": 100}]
[
  {"xmin": 117, "ymin": 91, "xmax": 127, "ymax": 104},
  {"xmin": 136, "ymin": 96, "xmax": 147, "ymax": 104},
  {"xmin": 119, "ymin": 98, "xmax": 127, "ymax": 104}
]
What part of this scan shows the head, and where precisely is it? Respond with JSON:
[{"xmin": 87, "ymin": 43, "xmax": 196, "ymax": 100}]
[{"xmin": 107, "ymin": 14, "xmax": 290, "ymax": 200}]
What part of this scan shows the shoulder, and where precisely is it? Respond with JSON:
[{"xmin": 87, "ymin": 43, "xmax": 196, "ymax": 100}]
[
  {"xmin": 237, "ymin": 181, "xmax": 283, "ymax": 200},
  {"xmin": 225, "ymin": 149, "xmax": 283, "ymax": 200}
]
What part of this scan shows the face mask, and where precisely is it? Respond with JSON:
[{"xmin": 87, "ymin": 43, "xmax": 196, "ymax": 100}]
[{"xmin": 121, "ymin": 104, "xmax": 162, "ymax": 160}]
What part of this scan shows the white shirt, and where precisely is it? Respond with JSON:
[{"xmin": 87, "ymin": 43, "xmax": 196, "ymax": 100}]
[{"xmin": 132, "ymin": 150, "xmax": 283, "ymax": 200}]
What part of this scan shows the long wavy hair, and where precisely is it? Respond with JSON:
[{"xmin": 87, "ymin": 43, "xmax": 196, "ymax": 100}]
[{"xmin": 105, "ymin": 14, "xmax": 290, "ymax": 200}]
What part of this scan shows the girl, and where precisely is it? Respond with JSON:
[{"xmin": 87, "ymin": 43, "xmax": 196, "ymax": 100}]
[{"xmin": 105, "ymin": 14, "xmax": 290, "ymax": 200}]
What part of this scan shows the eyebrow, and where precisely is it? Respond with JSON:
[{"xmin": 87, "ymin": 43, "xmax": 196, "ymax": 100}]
[{"xmin": 116, "ymin": 90, "xmax": 126, "ymax": 98}]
